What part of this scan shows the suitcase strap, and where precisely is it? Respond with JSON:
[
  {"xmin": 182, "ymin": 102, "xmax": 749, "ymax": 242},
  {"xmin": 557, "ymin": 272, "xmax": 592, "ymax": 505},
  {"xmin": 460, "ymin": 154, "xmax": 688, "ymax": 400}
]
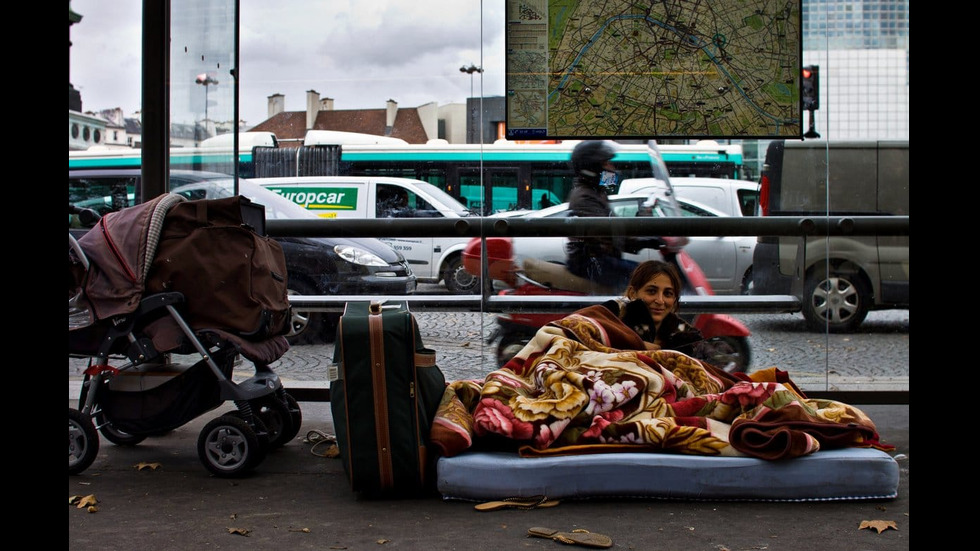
[{"xmin": 368, "ymin": 309, "xmax": 394, "ymax": 489}]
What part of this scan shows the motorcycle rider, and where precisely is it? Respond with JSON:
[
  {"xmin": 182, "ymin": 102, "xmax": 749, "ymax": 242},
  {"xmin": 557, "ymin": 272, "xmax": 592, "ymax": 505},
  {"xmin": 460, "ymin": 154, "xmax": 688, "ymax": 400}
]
[{"xmin": 564, "ymin": 140, "xmax": 640, "ymax": 290}]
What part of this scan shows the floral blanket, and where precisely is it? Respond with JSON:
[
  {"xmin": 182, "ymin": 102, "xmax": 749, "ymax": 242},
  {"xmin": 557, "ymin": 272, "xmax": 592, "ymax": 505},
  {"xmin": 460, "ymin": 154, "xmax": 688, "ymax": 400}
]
[{"xmin": 430, "ymin": 305, "xmax": 891, "ymax": 460}]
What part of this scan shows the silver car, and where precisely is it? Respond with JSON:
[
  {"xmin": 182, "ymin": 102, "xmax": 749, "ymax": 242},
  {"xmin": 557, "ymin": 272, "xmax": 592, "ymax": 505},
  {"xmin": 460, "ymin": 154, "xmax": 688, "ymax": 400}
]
[{"xmin": 505, "ymin": 194, "xmax": 755, "ymax": 295}]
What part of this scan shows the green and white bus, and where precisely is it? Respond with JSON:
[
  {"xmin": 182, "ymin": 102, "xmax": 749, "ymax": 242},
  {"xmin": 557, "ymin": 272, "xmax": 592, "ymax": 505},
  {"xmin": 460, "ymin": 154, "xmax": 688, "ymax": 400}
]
[
  {"xmin": 69, "ymin": 132, "xmax": 743, "ymax": 215},
  {"xmin": 332, "ymin": 139, "xmax": 743, "ymax": 214}
]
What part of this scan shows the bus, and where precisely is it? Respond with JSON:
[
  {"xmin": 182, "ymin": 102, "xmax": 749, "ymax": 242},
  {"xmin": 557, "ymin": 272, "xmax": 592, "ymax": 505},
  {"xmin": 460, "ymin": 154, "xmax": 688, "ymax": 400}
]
[
  {"xmin": 331, "ymin": 140, "xmax": 743, "ymax": 214},
  {"xmin": 68, "ymin": 133, "xmax": 743, "ymax": 215}
]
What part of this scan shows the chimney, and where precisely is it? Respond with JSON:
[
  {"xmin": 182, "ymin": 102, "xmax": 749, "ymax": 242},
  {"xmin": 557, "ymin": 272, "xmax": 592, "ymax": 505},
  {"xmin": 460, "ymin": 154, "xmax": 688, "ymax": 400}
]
[
  {"xmin": 268, "ymin": 93, "xmax": 285, "ymax": 118},
  {"xmin": 306, "ymin": 90, "xmax": 320, "ymax": 130},
  {"xmin": 320, "ymin": 97, "xmax": 334, "ymax": 111},
  {"xmin": 385, "ymin": 99, "xmax": 398, "ymax": 136}
]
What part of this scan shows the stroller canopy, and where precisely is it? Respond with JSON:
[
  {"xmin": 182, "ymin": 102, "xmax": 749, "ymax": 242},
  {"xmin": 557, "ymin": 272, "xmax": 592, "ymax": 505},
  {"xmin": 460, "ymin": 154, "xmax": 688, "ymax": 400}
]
[{"xmin": 72, "ymin": 193, "xmax": 186, "ymax": 322}]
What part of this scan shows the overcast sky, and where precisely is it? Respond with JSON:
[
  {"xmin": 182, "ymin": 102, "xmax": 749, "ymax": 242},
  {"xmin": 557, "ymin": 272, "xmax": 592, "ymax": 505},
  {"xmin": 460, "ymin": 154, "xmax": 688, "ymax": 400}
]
[{"xmin": 70, "ymin": 0, "xmax": 506, "ymax": 128}]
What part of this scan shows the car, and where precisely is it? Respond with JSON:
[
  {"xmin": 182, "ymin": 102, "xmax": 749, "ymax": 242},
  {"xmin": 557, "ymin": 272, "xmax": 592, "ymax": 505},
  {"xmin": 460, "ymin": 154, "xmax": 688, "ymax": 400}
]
[
  {"xmin": 753, "ymin": 139, "xmax": 909, "ymax": 332},
  {"xmin": 619, "ymin": 177, "xmax": 760, "ymax": 218},
  {"xmin": 500, "ymin": 193, "xmax": 755, "ymax": 296},
  {"xmin": 251, "ymin": 175, "xmax": 480, "ymax": 294},
  {"xmin": 70, "ymin": 171, "xmax": 417, "ymax": 345}
]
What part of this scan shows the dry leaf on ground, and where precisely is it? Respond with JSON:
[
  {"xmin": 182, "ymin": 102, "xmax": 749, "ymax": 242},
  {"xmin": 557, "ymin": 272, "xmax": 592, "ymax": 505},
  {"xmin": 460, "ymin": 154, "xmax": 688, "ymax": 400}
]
[
  {"xmin": 859, "ymin": 520, "xmax": 897, "ymax": 534},
  {"xmin": 135, "ymin": 462, "xmax": 162, "ymax": 471},
  {"xmin": 228, "ymin": 527, "xmax": 251, "ymax": 536},
  {"xmin": 70, "ymin": 494, "xmax": 98, "ymax": 508}
]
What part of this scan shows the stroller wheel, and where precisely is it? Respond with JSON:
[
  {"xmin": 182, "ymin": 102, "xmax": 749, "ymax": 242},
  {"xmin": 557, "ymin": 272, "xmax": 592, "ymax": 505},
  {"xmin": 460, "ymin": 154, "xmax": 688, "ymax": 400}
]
[
  {"xmin": 69, "ymin": 408, "xmax": 100, "ymax": 475},
  {"xmin": 197, "ymin": 414, "xmax": 267, "ymax": 478},
  {"xmin": 251, "ymin": 396, "xmax": 295, "ymax": 450},
  {"xmin": 96, "ymin": 414, "xmax": 147, "ymax": 447},
  {"xmin": 283, "ymin": 393, "xmax": 303, "ymax": 442}
]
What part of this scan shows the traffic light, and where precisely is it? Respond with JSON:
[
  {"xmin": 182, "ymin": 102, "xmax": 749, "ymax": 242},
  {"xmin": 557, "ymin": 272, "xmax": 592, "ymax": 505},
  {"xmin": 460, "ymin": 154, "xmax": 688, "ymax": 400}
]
[{"xmin": 802, "ymin": 65, "xmax": 819, "ymax": 111}]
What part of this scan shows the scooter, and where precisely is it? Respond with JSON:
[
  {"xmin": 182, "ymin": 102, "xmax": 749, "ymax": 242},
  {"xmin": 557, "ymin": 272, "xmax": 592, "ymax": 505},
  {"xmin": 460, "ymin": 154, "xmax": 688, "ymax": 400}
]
[{"xmin": 462, "ymin": 236, "xmax": 753, "ymax": 373}]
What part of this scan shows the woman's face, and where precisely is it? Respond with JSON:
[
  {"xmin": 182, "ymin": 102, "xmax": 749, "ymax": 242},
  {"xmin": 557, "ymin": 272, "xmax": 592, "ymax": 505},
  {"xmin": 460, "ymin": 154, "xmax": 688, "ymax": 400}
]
[{"xmin": 628, "ymin": 273, "xmax": 677, "ymax": 325}]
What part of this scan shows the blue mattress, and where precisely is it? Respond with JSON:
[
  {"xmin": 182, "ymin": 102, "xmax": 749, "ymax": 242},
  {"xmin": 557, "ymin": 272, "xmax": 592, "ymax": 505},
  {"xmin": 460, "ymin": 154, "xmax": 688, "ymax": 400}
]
[{"xmin": 437, "ymin": 448, "xmax": 899, "ymax": 502}]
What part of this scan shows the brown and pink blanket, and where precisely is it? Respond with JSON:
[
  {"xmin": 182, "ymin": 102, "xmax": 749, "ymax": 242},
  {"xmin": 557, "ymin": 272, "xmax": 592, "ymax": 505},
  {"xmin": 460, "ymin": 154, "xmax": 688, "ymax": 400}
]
[{"xmin": 430, "ymin": 305, "xmax": 892, "ymax": 461}]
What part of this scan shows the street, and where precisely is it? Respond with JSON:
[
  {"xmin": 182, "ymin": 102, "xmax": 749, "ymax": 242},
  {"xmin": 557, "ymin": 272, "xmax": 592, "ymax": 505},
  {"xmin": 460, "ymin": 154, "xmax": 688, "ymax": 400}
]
[
  {"xmin": 266, "ymin": 308, "xmax": 910, "ymax": 393},
  {"xmin": 68, "ymin": 285, "xmax": 910, "ymax": 395}
]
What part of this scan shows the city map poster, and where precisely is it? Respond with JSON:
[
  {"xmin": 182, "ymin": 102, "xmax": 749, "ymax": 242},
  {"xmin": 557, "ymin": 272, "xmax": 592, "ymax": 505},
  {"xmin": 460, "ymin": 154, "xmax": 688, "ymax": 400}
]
[{"xmin": 505, "ymin": 0, "xmax": 803, "ymax": 140}]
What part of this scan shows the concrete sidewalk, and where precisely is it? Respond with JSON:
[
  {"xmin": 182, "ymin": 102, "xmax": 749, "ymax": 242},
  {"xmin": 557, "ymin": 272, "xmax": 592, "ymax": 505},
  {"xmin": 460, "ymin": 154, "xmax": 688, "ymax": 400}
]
[{"xmin": 68, "ymin": 389, "xmax": 909, "ymax": 551}]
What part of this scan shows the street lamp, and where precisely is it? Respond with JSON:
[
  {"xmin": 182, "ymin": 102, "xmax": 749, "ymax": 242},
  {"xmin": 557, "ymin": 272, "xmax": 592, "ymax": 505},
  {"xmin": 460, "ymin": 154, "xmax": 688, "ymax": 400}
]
[
  {"xmin": 459, "ymin": 64, "xmax": 483, "ymax": 98},
  {"xmin": 195, "ymin": 73, "xmax": 218, "ymax": 138}
]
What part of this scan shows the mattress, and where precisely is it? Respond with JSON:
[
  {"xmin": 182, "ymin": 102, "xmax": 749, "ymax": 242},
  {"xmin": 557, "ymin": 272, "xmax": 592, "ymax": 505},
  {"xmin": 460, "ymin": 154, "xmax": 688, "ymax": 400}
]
[{"xmin": 437, "ymin": 448, "xmax": 899, "ymax": 502}]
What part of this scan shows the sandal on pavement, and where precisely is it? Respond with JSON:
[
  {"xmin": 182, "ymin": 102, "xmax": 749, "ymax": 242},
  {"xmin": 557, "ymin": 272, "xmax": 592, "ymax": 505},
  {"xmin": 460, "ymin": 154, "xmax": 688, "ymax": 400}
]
[
  {"xmin": 474, "ymin": 495, "xmax": 561, "ymax": 511},
  {"xmin": 527, "ymin": 526, "xmax": 613, "ymax": 548}
]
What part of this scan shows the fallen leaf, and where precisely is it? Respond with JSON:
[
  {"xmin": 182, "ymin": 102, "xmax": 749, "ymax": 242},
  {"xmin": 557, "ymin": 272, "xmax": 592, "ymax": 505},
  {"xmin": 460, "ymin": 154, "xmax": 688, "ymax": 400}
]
[
  {"xmin": 376, "ymin": 538, "xmax": 390, "ymax": 544},
  {"xmin": 134, "ymin": 462, "xmax": 162, "ymax": 471},
  {"xmin": 76, "ymin": 494, "xmax": 98, "ymax": 509},
  {"xmin": 288, "ymin": 527, "xmax": 311, "ymax": 533},
  {"xmin": 228, "ymin": 527, "xmax": 251, "ymax": 536},
  {"xmin": 87, "ymin": 506, "xmax": 99, "ymax": 513},
  {"xmin": 859, "ymin": 520, "xmax": 897, "ymax": 534}
]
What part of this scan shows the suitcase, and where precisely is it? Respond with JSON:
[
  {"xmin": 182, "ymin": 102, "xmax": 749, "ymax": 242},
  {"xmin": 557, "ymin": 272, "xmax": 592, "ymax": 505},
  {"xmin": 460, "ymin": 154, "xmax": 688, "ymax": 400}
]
[{"xmin": 329, "ymin": 300, "xmax": 447, "ymax": 496}]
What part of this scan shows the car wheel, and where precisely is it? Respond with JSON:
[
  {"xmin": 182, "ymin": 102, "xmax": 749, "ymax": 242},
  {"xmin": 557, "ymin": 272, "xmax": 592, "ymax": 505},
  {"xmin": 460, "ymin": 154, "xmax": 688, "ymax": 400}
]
[
  {"xmin": 285, "ymin": 281, "xmax": 330, "ymax": 345},
  {"xmin": 442, "ymin": 254, "xmax": 480, "ymax": 294},
  {"xmin": 802, "ymin": 264, "xmax": 871, "ymax": 333},
  {"xmin": 740, "ymin": 267, "xmax": 754, "ymax": 296}
]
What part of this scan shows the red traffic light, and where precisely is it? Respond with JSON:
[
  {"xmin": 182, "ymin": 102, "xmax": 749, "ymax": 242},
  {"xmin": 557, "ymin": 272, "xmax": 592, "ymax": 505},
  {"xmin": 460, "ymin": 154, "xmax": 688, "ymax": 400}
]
[{"xmin": 802, "ymin": 68, "xmax": 813, "ymax": 79}]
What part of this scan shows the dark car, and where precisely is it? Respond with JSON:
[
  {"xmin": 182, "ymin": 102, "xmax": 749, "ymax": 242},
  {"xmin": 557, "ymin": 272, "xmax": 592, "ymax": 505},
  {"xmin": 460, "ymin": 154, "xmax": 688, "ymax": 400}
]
[{"xmin": 69, "ymin": 170, "xmax": 417, "ymax": 344}]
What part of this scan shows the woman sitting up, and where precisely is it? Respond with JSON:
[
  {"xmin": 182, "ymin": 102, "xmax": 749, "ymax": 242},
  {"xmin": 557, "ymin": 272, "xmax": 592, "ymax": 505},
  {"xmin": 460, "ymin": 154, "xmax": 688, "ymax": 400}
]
[{"xmin": 600, "ymin": 260, "xmax": 717, "ymax": 362}]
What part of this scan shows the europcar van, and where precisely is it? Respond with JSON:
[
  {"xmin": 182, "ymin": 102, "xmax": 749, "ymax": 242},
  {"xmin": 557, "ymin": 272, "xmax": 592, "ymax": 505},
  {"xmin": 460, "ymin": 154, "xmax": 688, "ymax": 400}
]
[
  {"xmin": 752, "ymin": 140, "xmax": 909, "ymax": 332},
  {"xmin": 252, "ymin": 176, "xmax": 482, "ymax": 294}
]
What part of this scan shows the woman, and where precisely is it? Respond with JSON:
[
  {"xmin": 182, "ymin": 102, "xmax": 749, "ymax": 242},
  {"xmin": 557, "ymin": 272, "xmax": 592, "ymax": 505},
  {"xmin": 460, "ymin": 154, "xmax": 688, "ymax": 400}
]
[{"xmin": 601, "ymin": 260, "xmax": 716, "ymax": 361}]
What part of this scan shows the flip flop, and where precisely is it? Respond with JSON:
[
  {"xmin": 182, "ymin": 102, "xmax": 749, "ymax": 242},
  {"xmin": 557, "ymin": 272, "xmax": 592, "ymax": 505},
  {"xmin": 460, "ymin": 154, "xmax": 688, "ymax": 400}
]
[
  {"xmin": 473, "ymin": 495, "xmax": 561, "ymax": 511},
  {"xmin": 527, "ymin": 526, "xmax": 613, "ymax": 548}
]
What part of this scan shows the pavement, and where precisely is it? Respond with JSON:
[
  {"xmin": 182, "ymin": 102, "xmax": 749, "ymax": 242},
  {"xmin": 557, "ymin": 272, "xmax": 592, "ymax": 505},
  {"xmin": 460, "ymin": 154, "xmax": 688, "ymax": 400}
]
[
  {"xmin": 69, "ymin": 310, "xmax": 908, "ymax": 550},
  {"xmin": 69, "ymin": 394, "xmax": 908, "ymax": 550}
]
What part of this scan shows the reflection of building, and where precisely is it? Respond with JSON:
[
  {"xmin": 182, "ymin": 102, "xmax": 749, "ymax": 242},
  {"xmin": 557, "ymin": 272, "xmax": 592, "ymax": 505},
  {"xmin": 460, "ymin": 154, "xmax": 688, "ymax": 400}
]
[
  {"xmin": 801, "ymin": 0, "xmax": 909, "ymax": 140},
  {"xmin": 251, "ymin": 91, "xmax": 472, "ymax": 145},
  {"xmin": 69, "ymin": 2, "xmax": 106, "ymax": 150},
  {"xmin": 739, "ymin": 0, "xmax": 910, "ymax": 176}
]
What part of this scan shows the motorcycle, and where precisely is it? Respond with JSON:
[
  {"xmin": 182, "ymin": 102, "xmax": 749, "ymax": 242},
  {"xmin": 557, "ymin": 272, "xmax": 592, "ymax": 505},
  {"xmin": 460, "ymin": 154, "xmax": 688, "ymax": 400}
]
[{"xmin": 462, "ymin": 236, "xmax": 753, "ymax": 373}]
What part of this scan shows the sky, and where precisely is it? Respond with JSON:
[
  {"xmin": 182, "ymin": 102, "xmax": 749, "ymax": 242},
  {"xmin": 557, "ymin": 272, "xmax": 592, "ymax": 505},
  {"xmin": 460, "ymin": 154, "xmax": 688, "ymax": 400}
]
[{"xmin": 69, "ymin": 0, "xmax": 507, "ymax": 128}]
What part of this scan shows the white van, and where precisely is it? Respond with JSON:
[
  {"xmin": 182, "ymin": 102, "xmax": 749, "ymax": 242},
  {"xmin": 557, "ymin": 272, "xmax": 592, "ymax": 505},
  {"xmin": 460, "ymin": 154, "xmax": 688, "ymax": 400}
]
[
  {"xmin": 618, "ymin": 177, "xmax": 760, "ymax": 217},
  {"xmin": 252, "ymin": 176, "xmax": 481, "ymax": 293}
]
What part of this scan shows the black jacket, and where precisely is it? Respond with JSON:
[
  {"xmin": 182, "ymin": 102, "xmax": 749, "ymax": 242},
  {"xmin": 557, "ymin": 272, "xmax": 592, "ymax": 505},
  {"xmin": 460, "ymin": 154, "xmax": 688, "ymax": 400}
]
[
  {"xmin": 601, "ymin": 297, "xmax": 716, "ymax": 361},
  {"xmin": 565, "ymin": 181, "xmax": 625, "ymax": 259}
]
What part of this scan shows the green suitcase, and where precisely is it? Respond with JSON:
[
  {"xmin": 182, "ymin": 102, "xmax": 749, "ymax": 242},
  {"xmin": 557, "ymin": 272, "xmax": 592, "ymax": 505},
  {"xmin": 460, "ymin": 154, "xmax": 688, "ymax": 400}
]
[{"xmin": 329, "ymin": 300, "xmax": 446, "ymax": 496}]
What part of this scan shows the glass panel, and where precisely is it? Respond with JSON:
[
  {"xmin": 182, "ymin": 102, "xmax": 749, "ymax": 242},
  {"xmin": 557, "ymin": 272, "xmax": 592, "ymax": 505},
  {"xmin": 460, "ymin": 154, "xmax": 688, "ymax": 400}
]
[{"xmin": 68, "ymin": 0, "xmax": 909, "ymax": 397}]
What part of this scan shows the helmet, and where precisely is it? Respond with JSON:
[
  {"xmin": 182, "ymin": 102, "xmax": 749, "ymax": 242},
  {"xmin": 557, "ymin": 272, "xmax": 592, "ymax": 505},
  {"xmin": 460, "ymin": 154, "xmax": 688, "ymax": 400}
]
[{"xmin": 571, "ymin": 140, "xmax": 618, "ymax": 179}]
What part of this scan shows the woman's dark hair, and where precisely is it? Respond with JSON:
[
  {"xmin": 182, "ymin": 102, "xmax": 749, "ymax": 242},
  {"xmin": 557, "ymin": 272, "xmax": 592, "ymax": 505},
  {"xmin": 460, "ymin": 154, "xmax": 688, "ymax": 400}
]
[{"xmin": 626, "ymin": 260, "xmax": 683, "ymax": 305}]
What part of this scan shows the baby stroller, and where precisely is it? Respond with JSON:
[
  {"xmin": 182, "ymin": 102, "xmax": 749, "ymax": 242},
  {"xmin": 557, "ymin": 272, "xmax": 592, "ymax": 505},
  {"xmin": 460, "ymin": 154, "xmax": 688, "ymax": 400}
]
[{"xmin": 69, "ymin": 194, "xmax": 301, "ymax": 478}]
